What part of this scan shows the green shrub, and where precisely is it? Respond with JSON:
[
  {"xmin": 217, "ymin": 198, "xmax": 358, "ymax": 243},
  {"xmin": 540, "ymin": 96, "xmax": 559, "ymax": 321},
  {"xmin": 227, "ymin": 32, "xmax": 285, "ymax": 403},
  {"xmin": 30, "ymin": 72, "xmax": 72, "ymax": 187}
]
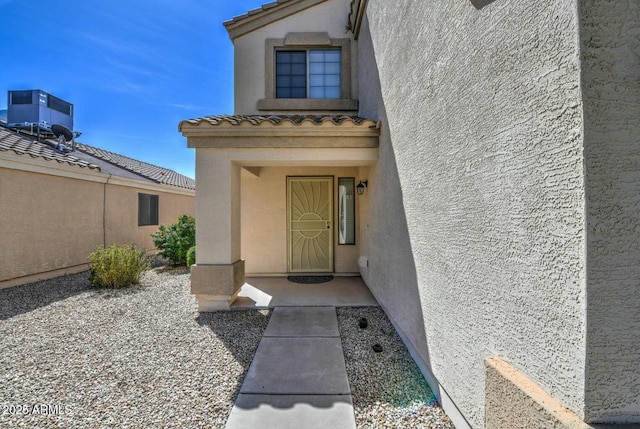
[
  {"xmin": 89, "ymin": 244, "xmax": 149, "ymax": 288},
  {"xmin": 151, "ymin": 214, "xmax": 195, "ymax": 266},
  {"xmin": 186, "ymin": 246, "xmax": 196, "ymax": 267}
]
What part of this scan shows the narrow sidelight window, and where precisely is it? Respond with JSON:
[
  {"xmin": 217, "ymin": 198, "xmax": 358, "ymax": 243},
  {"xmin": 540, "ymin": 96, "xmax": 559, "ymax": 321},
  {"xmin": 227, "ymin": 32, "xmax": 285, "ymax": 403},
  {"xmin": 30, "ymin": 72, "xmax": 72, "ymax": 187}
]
[
  {"xmin": 338, "ymin": 178, "xmax": 355, "ymax": 245},
  {"xmin": 138, "ymin": 193, "xmax": 159, "ymax": 226}
]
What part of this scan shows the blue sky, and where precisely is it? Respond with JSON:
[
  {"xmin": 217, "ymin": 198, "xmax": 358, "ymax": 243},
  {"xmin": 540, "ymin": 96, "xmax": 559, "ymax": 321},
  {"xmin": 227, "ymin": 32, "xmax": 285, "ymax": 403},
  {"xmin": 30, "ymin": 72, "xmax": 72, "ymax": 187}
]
[{"xmin": 0, "ymin": 0, "xmax": 268, "ymax": 179}]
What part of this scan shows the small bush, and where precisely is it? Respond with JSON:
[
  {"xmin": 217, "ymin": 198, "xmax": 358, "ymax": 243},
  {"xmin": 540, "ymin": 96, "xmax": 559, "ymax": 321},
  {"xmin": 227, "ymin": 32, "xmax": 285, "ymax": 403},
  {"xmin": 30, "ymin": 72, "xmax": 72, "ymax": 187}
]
[
  {"xmin": 186, "ymin": 246, "xmax": 196, "ymax": 267},
  {"xmin": 89, "ymin": 244, "xmax": 149, "ymax": 288},
  {"xmin": 151, "ymin": 214, "xmax": 195, "ymax": 266}
]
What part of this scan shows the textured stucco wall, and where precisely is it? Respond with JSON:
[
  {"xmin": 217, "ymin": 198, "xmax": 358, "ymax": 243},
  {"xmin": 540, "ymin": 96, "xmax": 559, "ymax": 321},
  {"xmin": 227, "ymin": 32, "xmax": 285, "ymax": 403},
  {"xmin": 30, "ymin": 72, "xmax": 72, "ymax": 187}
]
[
  {"xmin": 359, "ymin": 1, "xmax": 587, "ymax": 426},
  {"xmin": 356, "ymin": 14, "xmax": 437, "ymax": 408},
  {"xmin": 0, "ymin": 165, "xmax": 195, "ymax": 288},
  {"xmin": 105, "ymin": 184, "xmax": 195, "ymax": 252},
  {"xmin": 0, "ymin": 168, "xmax": 104, "ymax": 284},
  {"xmin": 233, "ymin": 0, "xmax": 355, "ymax": 114},
  {"xmin": 581, "ymin": 0, "xmax": 640, "ymax": 423},
  {"xmin": 241, "ymin": 166, "xmax": 361, "ymax": 275}
]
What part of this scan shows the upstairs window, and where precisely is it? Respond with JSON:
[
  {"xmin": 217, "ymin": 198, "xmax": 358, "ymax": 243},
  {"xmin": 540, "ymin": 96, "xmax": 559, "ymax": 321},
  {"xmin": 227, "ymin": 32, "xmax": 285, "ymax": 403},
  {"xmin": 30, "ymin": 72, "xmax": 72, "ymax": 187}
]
[
  {"xmin": 260, "ymin": 35, "xmax": 355, "ymax": 111},
  {"xmin": 275, "ymin": 49, "xmax": 341, "ymax": 99}
]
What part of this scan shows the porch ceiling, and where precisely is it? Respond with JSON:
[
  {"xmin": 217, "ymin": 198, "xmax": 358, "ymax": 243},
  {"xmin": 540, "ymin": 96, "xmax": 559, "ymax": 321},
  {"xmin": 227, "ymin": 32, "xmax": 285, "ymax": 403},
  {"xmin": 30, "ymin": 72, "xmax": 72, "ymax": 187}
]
[{"xmin": 179, "ymin": 115, "xmax": 380, "ymax": 149}]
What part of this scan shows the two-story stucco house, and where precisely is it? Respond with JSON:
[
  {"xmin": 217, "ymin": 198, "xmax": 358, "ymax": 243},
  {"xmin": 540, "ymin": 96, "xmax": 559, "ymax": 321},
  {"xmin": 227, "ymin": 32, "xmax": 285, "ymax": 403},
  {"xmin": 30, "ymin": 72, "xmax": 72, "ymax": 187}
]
[{"xmin": 180, "ymin": 0, "xmax": 640, "ymax": 428}]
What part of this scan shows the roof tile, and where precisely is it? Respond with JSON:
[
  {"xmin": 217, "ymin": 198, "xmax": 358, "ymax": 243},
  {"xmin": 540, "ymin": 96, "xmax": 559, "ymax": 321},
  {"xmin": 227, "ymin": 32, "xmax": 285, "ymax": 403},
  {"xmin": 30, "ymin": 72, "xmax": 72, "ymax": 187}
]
[
  {"xmin": 74, "ymin": 142, "xmax": 195, "ymax": 190},
  {"xmin": 225, "ymin": 1, "xmax": 286, "ymax": 25},
  {"xmin": 0, "ymin": 127, "xmax": 195, "ymax": 190},
  {"xmin": 181, "ymin": 114, "xmax": 374, "ymax": 128},
  {"xmin": 0, "ymin": 127, "xmax": 99, "ymax": 170}
]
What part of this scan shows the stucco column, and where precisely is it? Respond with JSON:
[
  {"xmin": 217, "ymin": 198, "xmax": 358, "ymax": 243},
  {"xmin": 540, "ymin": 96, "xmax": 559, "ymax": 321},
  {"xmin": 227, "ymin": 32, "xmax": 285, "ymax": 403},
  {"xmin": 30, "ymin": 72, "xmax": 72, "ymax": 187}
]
[{"xmin": 191, "ymin": 150, "xmax": 244, "ymax": 311}]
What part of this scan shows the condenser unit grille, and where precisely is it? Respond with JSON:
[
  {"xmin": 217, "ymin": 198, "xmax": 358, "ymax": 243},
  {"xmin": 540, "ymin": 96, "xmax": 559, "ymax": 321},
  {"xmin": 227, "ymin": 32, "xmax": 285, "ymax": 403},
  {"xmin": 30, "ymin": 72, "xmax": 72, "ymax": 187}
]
[
  {"xmin": 10, "ymin": 90, "xmax": 32, "ymax": 105},
  {"xmin": 48, "ymin": 95, "xmax": 72, "ymax": 116}
]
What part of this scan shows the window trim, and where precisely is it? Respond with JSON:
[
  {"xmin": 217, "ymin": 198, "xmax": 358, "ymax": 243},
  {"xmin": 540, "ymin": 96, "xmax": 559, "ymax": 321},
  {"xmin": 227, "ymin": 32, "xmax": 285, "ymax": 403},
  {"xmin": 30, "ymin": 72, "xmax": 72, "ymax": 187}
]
[{"xmin": 259, "ymin": 36, "xmax": 357, "ymax": 111}]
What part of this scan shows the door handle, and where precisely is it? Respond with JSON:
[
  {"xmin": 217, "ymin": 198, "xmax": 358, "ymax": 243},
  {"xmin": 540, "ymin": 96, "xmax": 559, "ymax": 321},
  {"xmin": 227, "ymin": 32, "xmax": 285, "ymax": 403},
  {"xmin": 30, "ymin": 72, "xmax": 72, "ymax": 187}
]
[{"xmin": 326, "ymin": 221, "xmax": 331, "ymax": 229}]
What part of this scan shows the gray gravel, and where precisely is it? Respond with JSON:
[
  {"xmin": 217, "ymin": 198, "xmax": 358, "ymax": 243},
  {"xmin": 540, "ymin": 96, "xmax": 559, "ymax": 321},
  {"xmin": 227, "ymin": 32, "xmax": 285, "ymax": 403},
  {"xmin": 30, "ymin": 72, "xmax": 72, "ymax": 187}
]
[
  {"xmin": 1, "ymin": 268, "xmax": 452, "ymax": 428},
  {"xmin": 337, "ymin": 307, "xmax": 454, "ymax": 429}
]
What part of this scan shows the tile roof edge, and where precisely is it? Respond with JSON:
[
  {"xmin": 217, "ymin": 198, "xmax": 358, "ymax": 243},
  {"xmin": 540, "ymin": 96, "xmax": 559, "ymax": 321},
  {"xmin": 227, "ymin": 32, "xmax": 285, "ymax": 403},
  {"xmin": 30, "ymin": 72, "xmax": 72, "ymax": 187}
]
[
  {"xmin": 180, "ymin": 114, "xmax": 379, "ymax": 128},
  {"xmin": 73, "ymin": 142, "xmax": 195, "ymax": 190},
  {"xmin": 0, "ymin": 127, "xmax": 101, "ymax": 171},
  {"xmin": 224, "ymin": 0, "xmax": 328, "ymax": 40},
  {"xmin": 0, "ymin": 126, "xmax": 194, "ymax": 190}
]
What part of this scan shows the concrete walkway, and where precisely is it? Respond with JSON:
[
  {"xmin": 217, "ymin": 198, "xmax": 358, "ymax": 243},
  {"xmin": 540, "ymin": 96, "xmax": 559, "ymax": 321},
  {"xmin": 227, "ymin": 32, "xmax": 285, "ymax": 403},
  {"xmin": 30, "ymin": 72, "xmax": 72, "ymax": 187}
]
[{"xmin": 225, "ymin": 306, "xmax": 357, "ymax": 429}]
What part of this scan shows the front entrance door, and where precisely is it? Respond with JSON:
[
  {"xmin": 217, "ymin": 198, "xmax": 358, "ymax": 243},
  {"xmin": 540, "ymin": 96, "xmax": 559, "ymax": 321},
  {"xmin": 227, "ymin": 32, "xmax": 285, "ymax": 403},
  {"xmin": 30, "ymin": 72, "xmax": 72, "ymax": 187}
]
[{"xmin": 287, "ymin": 177, "xmax": 333, "ymax": 273}]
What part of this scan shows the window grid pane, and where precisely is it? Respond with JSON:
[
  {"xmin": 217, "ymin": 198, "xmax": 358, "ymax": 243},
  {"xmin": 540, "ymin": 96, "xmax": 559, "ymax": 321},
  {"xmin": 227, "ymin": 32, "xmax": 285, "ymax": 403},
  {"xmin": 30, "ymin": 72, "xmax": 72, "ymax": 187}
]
[
  {"xmin": 309, "ymin": 49, "xmax": 341, "ymax": 100},
  {"xmin": 276, "ymin": 50, "xmax": 307, "ymax": 99}
]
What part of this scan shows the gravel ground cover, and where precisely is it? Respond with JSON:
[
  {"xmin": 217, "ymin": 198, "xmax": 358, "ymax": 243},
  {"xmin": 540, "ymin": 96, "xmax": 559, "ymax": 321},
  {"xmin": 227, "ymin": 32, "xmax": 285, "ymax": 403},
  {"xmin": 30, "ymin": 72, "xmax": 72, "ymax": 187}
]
[
  {"xmin": 1, "ymin": 269, "xmax": 269, "ymax": 428},
  {"xmin": 337, "ymin": 307, "xmax": 454, "ymax": 429},
  {"xmin": 1, "ymin": 268, "xmax": 453, "ymax": 428}
]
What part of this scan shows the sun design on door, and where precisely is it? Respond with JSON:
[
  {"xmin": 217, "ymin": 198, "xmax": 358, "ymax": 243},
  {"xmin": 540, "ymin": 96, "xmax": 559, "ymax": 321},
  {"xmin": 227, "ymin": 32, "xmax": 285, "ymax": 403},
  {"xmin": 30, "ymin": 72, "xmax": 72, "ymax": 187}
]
[{"xmin": 287, "ymin": 177, "xmax": 333, "ymax": 273}]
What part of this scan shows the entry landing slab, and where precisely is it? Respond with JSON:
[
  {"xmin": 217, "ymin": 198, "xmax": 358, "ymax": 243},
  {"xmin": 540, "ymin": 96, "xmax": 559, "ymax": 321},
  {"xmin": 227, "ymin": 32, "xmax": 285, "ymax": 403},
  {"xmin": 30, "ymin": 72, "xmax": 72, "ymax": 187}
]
[
  {"xmin": 263, "ymin": 306, "xmax": 339, "ymax": 337},
  {"xmin": 226, "ymin": 394, "xmax": 356, "ymax": 429},
  {"xmin": 227, "ymin": 306, "xmax": 356, "ymax": 429},
  {"xmin": 240, "ymin": 336, "xmax": 350, "ymax": 395}
]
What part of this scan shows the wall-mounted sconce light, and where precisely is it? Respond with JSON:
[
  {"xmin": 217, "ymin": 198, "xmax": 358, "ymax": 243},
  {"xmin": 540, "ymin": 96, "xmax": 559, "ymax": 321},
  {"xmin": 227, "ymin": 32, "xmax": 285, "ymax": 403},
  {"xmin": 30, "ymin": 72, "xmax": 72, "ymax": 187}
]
[{"xmin": 356, "ymin": 180, "xmax": 368, "ymax": 195}]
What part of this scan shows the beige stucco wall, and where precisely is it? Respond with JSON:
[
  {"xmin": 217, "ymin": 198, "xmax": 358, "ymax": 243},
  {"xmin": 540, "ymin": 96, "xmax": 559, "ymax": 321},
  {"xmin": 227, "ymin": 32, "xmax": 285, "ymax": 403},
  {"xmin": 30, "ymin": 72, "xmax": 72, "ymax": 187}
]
[
  {"xmin": 0, "ymin": 167, "xmax": 105, "ymax": 285},
  {"xmin": 358, "ymin": 1, "xmax": 587, "ymax": 427},
  {"xmin": 0, "ymin": 158, "xmax": 194, "ymax": 288},
  {"xmin": 233, "ymin": 0, "xmax": 356, "ymax": 114},
  {"xmin": 104, "ymin": 183, "xmax": 195, "ymax": 252},
  {"xmin": 241, "ymin": 166, "xmax": 361, "ymax": 275}
]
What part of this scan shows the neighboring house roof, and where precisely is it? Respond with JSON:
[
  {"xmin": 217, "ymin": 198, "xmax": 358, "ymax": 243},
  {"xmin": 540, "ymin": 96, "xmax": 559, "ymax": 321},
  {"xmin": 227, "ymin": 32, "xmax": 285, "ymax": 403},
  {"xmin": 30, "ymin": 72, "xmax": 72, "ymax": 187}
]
[
  {"xmin": 0, "ymin": 127, "xmax": 99, "ymax": 171},
  {"xmin": 74, "ymin": 143, "xmax": 196, "ymax": 190},
  {"xmin": 0, "ymin": 126, "xmax": 195, "ymax": 190},
  {"xmin": 180, "ymin": 114, "xmax": 375, "ymax": 128},
  {"xmin": 224, "ymin": 0, "xmax": 327, "ymax": 40}
]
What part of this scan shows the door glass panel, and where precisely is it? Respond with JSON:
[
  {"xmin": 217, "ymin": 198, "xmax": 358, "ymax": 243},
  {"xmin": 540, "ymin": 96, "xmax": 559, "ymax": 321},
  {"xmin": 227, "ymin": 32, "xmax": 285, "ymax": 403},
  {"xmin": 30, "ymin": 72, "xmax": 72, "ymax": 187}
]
[{"xmin": 338, "ymin": 178, "xmax": 355, "ymax": 245}]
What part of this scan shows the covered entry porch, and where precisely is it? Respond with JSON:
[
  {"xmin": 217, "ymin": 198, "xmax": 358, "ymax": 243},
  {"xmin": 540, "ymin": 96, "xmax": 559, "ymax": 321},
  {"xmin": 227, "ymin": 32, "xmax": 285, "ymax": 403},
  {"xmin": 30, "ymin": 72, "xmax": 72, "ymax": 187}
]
[
  {"xmin": 233, "ymin": 276, "xmax": 378, "ymax": 309},
  {"xmin": 179, "ymin": 115, "xmax": 379, "ymax": 311}
]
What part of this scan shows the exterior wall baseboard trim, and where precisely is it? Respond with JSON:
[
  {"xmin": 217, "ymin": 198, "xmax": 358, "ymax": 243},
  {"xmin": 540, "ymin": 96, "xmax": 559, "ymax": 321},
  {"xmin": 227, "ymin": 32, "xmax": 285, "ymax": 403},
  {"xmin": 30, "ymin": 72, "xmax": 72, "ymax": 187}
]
[{"xmin": 1, "ymin": 264, "xmax": 89, "ymax": 289}]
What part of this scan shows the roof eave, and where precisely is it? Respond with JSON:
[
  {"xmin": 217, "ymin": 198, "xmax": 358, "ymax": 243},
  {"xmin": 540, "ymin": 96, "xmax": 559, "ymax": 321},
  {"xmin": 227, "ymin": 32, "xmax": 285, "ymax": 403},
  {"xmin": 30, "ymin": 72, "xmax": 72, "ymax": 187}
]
[
  {"xmin": 224, "ymin": 0, "xmax": 328, "ymax": 41},
  {"xmin": 347, "ymin": 0, "xmax": 368, "ymax": 40},
  {"xmin": 179, "ymin": 117, "xmax": 380, "ymax": 149}
]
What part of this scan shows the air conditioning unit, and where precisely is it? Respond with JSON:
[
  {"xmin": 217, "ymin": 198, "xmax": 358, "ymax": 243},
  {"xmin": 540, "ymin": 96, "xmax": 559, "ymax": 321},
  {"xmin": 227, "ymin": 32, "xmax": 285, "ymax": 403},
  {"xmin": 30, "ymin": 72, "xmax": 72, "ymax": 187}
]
[{"xmin": 7, "ymin": 89, "xmax": 74, "ymax": 131}]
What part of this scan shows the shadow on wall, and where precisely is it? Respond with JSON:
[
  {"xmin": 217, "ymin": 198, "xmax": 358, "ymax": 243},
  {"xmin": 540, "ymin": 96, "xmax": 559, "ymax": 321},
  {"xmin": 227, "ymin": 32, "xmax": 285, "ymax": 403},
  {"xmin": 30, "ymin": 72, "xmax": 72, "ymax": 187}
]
[
  {"xmin": 357, "ymin": 11, "xmax": 443, "ymax": 409},
  {"xmin": 470, "ymin": 0, "xmax": 497, "ymax": 9}
]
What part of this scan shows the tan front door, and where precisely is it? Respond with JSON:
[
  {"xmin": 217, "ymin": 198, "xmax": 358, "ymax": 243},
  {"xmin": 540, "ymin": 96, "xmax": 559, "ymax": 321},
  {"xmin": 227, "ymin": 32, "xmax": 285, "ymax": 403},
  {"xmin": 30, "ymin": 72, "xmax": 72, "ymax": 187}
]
[{"xmin": 287, "ymin": 177, "xmax": 333, "ymax": 273}]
